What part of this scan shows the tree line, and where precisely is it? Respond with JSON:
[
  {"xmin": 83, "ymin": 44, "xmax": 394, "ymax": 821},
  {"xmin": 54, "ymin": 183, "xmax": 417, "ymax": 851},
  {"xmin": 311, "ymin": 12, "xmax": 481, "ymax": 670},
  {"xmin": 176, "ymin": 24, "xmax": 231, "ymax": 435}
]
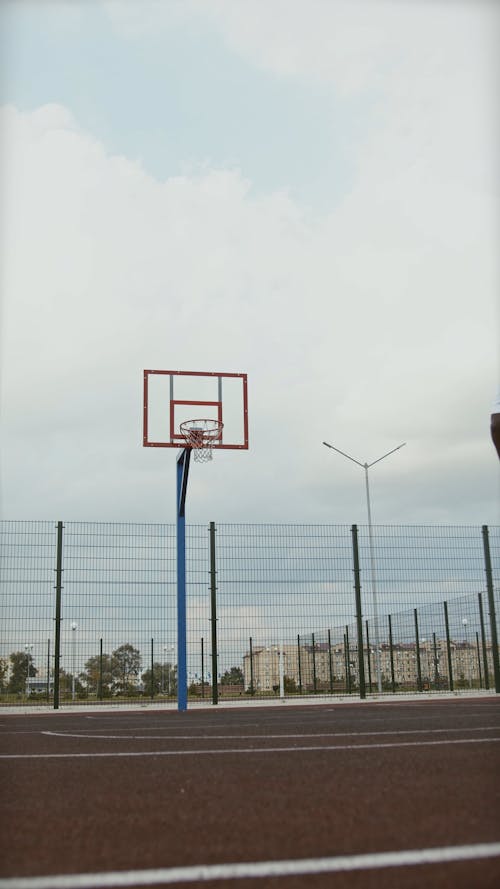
[
  {"xmin": 0, "ymin": 646, "xmax": 245, "ymax": 698},
  {"xmin": 0, "ymin": 644, "xmax": 178, "ymax": 698}
]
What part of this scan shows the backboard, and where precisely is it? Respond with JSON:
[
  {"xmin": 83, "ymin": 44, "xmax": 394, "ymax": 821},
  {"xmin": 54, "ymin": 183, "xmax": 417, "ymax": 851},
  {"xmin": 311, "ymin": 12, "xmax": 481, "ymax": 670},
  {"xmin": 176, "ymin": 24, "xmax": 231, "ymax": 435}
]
[{"xmin": 143, "ymin": 369, "xmax": 248, "ymax": 450}]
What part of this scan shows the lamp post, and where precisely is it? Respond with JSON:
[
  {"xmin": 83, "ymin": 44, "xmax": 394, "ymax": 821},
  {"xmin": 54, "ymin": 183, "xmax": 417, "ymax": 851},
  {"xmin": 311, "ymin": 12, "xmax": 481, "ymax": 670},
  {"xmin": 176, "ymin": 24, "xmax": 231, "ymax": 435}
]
[
  {"xmin": 322, "ymin": 440, "xmax": 406, "ymax": 693},
  {"xmin": 25, "ymin": 644, "xmax": 33, "ymax": 697},
  {"xmin": 71, "ymin": 622, "xmax": 77, "ymax": 701}
]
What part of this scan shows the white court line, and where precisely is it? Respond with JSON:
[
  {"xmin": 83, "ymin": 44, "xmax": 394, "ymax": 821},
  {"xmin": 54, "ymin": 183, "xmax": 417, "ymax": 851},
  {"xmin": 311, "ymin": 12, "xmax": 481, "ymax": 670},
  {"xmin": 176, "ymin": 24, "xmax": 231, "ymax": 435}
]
[
  {"xmin": 2, "ymin": 736, "xmax": 500, "ymax": 758},
  {"xmin": 0, "ymin": 842, "xmax": 499, "ymax": 888},
  {"xmin": 40, "ymin": 725, "xmax": 500, "ymax": 741}
]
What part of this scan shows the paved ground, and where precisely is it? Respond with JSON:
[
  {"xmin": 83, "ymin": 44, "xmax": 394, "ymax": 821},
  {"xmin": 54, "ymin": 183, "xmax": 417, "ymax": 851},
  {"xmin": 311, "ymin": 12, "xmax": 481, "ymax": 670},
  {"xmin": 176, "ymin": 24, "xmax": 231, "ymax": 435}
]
[{"xmin": 1, "ymin": 697, "xmax": 499, "ymax": 888}]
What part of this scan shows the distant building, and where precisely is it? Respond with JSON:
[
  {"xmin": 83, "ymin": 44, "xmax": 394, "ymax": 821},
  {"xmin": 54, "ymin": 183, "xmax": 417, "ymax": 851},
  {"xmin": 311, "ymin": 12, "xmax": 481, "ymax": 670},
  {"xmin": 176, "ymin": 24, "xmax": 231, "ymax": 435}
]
[
  {"xmin": 243, "ymin": 638, "xmax": 494, "ymax": 692},
  {"xmin": 26, "ymin": 678, "xmax": 53, "ymax": 695}
]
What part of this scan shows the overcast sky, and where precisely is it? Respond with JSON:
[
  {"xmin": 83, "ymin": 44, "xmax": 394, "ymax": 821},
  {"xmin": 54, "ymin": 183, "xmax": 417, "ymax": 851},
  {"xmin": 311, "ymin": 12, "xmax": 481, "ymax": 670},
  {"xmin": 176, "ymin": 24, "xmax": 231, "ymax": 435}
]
[{"xmin": 1, "ymin": 0, "xmax": 499, "ymax": 527}]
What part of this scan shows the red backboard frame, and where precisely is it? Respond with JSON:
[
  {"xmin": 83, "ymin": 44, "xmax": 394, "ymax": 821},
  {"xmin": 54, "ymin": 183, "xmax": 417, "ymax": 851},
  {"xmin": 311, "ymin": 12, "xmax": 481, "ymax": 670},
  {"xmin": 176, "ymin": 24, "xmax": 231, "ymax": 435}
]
[{"xmin": 143, "ymin": 369, "xmax": 248, "ymax": 449}]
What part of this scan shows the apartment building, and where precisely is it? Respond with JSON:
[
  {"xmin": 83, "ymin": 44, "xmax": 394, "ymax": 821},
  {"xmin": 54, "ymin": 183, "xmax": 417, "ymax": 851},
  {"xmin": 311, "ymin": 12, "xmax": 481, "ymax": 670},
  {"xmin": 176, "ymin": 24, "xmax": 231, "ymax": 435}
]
[{"xmin": 243, "ymin": 637, "xmax": 493, "ymax": 692}]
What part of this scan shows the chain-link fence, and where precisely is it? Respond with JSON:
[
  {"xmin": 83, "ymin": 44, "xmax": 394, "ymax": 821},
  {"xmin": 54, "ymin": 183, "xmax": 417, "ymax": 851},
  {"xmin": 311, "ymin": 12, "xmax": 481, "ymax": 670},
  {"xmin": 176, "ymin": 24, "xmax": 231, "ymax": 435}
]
[{"xmin": 1, "ymin": 521, "xmax": 498, "ymax": 706}]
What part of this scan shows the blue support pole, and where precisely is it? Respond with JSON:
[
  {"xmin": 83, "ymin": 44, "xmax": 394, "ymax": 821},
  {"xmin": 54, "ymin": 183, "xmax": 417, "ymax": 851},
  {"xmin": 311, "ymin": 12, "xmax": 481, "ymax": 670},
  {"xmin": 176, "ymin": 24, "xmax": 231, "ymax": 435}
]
[{"xmin": 176, "ymin": 448, "xmax": 191, "ymax": 712}]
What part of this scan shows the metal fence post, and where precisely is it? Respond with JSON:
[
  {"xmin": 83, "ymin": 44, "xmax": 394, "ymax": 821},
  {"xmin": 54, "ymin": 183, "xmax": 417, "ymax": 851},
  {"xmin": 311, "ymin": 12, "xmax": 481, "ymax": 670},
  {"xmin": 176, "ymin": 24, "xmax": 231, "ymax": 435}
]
[
  {"xmin": 388, "ymin": 614, "xmax": 396, "ymax": 693},
  {"xmin": 478, "ymin": 592, "xmax": 490, "ymax": 690},
  {"xmin": 482, "ymin": 525, "xmax": 500, "ymax": 693},
  {"xmin": 53, "ymin": 521, "xmax": 63, "ymax": 710},
  {"xmin": 365, "ymin": 620, "xmax": 372, "ymax": 693},
  {"xmin": 432, "ymin": 633, "xmax": 439, "ymax": 687},
  {"xmin": 312, "ymin": 632, "xmax": 317, "ymax": 693},
  {"xmin": 98, "ymin": 638, "xmax": 103, "ymax": 700},
  {"xmin": 150, "ymin": 638, "xmax": 154, "ymax": 699},
  {"xmin": 328, "ymin": 629, "xmax": 333, "ymax": 693},
  {"xmin": 249, "ymin": 637, "xmax": 254, "ymax": 695},
  {"xmin": 201, "ymin": 637, "xmax": 205, "ymax": 698},
  {"xmin": 351, "ymin": 524, "xmax": 366, "ymax": 699},
  {"xmin": 414, "ymin": 608, "xmax": 422, "ymax": 692},
  {"xmin": 444, "ymin": 601, "xmax": 454, "ymax": 692},
  {"xmin": 209, "ymin": 522, "xmax": 218, "ymax": 705},
  {"xmin": 476, "ymin": 632, "xmax": 483, "ymax": 689},
  {"xmin": 297, "ymin": 634, "xmax": 302, "ymax": 694},
  {"xmin": 47, "ymin": 638, "xmax": 51, "ymax": 703},
  {"xmin": 345, "ymin": 627, "xmax": 351, "ymax": 694}
]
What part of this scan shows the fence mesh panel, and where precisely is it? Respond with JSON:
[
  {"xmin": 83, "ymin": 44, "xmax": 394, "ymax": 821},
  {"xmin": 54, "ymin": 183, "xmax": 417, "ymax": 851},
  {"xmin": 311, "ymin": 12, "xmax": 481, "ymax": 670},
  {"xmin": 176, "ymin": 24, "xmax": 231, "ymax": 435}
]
[
  {"xmin": 211, "ymin": 524, "xmax": 354, "ymax": 698},
  {"xmin": 0, "ymin": 521, "xmax": 56, "ymax": 699},
  {"xmin": 0, "ymin": 521, "xmax": 498, "ymax": 705}
]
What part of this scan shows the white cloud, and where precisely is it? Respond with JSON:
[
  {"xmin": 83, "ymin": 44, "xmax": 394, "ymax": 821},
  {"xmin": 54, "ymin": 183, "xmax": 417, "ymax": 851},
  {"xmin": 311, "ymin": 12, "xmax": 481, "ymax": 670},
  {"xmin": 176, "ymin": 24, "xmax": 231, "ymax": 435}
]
[
  {"xmin": 200, "ymin": 1, "xmax": 498, "ymax": 99},
  {"xmin": 1, "ymin": 0, "xmax": 499, "ymax": 526},
  {"xmin": 104, "ymin": 1, "xmax": 465, "ymax": 96},
  {"xmin": 103, "ymin": 0, "xmax": 195, "ymax": 38},
  {"xmin": 198, "ymin": 0, "xmax": 406, "ymax": 95},
  {"xmin": 0, "ymin": 108, "xmax": 494, "ymax": 522}
]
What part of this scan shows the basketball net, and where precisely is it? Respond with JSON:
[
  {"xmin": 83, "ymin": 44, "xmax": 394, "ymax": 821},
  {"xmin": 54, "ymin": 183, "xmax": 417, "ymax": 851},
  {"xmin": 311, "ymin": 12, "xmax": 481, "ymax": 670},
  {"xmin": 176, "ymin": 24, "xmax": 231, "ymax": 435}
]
[{"xmin": 180, "ymin": 419, "xmax": 223, "ymax": 463}]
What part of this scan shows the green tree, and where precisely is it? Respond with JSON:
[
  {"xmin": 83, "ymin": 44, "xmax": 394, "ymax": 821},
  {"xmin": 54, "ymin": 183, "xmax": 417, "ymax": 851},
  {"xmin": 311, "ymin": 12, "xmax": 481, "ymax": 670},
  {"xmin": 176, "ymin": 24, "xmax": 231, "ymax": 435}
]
[
  {"xmin": 284, "ymin": 675, "xmax": 298, "ymax": 694},
  {"xmin": 142, "ymin": 662, "xmax": 178, "ymax": 696},
  {"xmin": 220, "ymin": 666, "xmax": 244, "ymax": 685},
  {"xmin": 164, "ymin": 663, "xmax": 177, "ymax": 696},
  {"xmin": 111, "ymin": 644, "xmax": 141, "ymax": 695},
  {"xmin": 7, "ymin": 651, "xmax": 37, "ymax": 694},
  {"xmin": 82, "ymin": 653, "xmax": 114, "ymax": 697},
  {"xmin": 58, "ymin": 668, "xmax": 85, "ymax": 699},
  {"xmin": 0, "ymin": 657, "xmax": 8, "ymax": 692},
  {"xmin": 141, "ymin": 662, "xmax": 163, "ymax": 696}
]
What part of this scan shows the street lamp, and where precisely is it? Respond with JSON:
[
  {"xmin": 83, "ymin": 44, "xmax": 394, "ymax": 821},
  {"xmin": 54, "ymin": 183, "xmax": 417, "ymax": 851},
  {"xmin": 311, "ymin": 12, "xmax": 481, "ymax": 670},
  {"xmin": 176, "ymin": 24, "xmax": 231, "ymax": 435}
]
[
  {"xmin": 25, "ymin": 644, "xmax": 33, "ymax": 697},
  {"xmin": 322, "ymin": 440, "xmax": 406, "ymax": 693},
  {"xmin": 71, "ymin": 622, "xmax": 77, "ymax": 701}
]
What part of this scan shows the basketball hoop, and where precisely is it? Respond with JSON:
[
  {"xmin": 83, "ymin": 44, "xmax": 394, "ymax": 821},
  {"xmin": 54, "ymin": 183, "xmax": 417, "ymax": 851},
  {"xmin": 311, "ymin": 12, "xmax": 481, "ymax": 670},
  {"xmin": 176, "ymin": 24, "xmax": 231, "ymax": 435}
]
[{"xmin": 180, "ymin": 419, "xmax": 223, "ymax": 462}]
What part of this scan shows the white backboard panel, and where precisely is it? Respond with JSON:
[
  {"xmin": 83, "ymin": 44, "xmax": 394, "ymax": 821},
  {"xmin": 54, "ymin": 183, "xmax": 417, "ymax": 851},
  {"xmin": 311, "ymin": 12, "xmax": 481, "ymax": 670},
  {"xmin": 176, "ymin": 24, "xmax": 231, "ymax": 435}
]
[{"xmin": 143, "ymin": 370, "xmax": 248, "ymax": 449}]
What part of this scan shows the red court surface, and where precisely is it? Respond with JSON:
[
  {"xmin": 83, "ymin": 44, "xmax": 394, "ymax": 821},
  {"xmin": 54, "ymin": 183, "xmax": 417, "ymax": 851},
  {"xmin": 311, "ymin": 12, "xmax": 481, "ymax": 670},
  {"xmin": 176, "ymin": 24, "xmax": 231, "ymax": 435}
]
[{"xmin": 1, "ymin": 697, "xmax": 500, "ymax": 888}]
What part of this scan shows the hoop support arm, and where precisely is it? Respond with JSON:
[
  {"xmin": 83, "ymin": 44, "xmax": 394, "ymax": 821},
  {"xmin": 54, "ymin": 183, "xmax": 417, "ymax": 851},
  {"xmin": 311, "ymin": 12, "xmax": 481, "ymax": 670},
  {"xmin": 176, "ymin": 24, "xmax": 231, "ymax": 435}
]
[{"xmin": 177, "ymin": 447, "xmax": 191, "ymax": 518}]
